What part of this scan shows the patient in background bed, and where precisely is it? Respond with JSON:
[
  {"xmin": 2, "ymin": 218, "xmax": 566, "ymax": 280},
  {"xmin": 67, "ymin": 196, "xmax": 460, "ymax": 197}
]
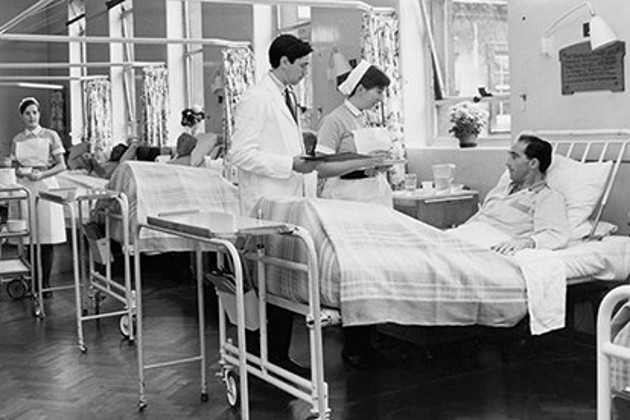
[
  {"xmin": 82, "ymin": 140, "xmax": 139, "ymax": 179},
  {"xmin": 453, "ymin": 134, "xmax": 570, "ymax": 255}
]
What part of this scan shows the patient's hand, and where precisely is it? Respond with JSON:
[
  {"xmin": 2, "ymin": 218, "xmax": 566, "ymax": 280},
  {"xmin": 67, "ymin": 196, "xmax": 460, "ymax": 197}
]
[{"xmin": 491, "ymin": 237, "xmax": 534, "ymax": 255}]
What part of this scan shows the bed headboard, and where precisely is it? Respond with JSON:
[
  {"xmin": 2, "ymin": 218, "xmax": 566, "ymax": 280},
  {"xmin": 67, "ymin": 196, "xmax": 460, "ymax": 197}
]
[{"xmin": 531, "ymin": 129, "xmax": 630, "ymax": 239}]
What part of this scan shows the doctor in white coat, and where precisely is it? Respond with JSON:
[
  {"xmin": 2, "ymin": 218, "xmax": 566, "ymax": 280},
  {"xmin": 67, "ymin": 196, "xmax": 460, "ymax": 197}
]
[
  {"xmin": 227, "ymin": 34, "xmax": 317, "ymax": 377},
  {"xmin": 229, "ymin": 34, "xmax": 318, "ymax": 217}
]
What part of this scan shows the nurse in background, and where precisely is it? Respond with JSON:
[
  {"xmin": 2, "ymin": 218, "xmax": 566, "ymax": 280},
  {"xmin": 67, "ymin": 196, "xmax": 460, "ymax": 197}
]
[
  {"xmin": 11, "ymin": 97, "xmax": 67, "ymax": 298},
  {"xmin": 316, "ymin": 61, "xmax": 393, "ymax": 207}
]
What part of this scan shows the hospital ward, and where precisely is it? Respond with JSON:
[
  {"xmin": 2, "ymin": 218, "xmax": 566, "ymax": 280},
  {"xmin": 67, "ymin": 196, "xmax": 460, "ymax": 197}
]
[{"xmin": 2, "ymin": 0, "xmax": 630, "ymax": 419}]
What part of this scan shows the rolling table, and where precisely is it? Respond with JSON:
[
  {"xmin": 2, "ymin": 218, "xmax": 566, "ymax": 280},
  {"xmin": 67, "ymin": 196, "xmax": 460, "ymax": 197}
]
[{"xmin": 135, "ymin": 210, "xmax": 329, "ymax": 419}]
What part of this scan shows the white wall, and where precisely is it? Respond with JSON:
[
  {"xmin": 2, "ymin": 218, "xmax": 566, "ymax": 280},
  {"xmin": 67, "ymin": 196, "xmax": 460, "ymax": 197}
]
[{"xmin": 509, "ymin": 0, "xmax": 630, "ymax": 135}]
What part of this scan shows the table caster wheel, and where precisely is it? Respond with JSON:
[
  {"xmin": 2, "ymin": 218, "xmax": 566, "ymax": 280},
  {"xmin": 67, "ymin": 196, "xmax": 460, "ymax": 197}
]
[
  {"xmin": 79, "ymin": 344, "xmax": 87, "ymax": 353},
  {"xmin": 119, "ymin": 314, "xmax": 136, "ymax": 338},
  {"xmin": 138, "ymin": 401, "xmax": 147, "ymax": 412},
  {"xmin": 200, "ymin": 392, "xmax": 208, "ymax": 402},
  {"xmin": 225, "ymin": 370, "xmax": 240, "ymax": 409},
  {"xmin": 7, "ymin": 278, "xmax": 27, "ymax": 300}
]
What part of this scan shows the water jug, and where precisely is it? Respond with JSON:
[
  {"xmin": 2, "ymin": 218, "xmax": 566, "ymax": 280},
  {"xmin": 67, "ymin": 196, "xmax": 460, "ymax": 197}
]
[{"xmin": 432, "ymin": 164, "xmax": 456, "ymax": 191}]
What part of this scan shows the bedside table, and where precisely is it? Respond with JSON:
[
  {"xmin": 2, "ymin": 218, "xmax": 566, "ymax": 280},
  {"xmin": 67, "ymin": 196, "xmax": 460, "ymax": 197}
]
[{"xmin": 393, "ymin": 188, "xmax": 479, "ymax": 229}]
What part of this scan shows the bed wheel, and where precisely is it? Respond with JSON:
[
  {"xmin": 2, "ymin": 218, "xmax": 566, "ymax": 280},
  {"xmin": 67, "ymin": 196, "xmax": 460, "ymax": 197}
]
[
  {"xmin": 119, "ymin": 314, "xmax": 136, "ymax": 338},
  {"xmin": 200, "ymin": 392, "xmax": 209, "ymax": 402},
  {"xmin": 7, "ymin": 278, "xmax": 27, "ymax": 300},
  {"xmin": 225, "ymin": 370, "xmax": 240, "ymax": 409},
  {"xmin": 79, "ymin": 344, "xmax": 88, "ymax": 353}
]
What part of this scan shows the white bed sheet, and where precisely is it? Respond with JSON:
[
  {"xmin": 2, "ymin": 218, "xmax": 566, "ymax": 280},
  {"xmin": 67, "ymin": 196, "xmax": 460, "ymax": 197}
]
[{"xmin": 556, "ymin": 236, "xmax": 630, "ymax": 282}]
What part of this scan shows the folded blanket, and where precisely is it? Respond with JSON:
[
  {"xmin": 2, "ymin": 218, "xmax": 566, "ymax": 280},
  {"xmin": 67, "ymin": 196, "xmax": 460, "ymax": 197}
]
[
  {"xmin": 255, "ymin": 197, "xmax": 566, "ymax": 331},
  {"xmin": 101, "ymin": 161, "xmax": 239, "ymax": 252}
]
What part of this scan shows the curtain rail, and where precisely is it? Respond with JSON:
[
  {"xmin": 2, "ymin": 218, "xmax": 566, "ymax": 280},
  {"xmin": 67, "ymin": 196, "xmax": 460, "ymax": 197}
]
[{"xmin": 0, "ymin": 33, "xmax": 250, "ymax": 48}]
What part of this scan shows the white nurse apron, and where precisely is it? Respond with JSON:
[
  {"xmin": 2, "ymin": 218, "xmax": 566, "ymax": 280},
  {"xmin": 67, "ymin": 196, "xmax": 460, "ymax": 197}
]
[
  {"xmin": 320, "ymin": 127, "xmax": 393, "ymax": 207},
  {"xmin": 13, "ymin": 137, "xmax": 66, "ymax": 244}
]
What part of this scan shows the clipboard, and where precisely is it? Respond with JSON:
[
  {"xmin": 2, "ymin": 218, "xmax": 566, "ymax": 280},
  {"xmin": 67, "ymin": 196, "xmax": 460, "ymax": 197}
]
[{"xmin": 302, "ymin": 152, "xmax": 372, "ymax": 162}]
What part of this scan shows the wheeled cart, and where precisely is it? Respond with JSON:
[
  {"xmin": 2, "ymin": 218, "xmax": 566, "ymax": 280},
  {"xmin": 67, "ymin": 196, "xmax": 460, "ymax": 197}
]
[
  {"xmin": 0, "ymin": 183, "xmax": 35, "ymax": 306},
  {"xmin": 35, "ymin": 187, "xmax": 133, "ymax": 352},
  {"xmin": 134, "ymin": 210, "xmax": 330, "ymax": 419}
]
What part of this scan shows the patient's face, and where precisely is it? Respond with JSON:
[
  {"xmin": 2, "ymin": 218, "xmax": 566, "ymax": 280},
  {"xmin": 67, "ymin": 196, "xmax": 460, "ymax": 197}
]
[{"xmin": 506, "ymin": 141, "xmax": 531, "ymax": 183}]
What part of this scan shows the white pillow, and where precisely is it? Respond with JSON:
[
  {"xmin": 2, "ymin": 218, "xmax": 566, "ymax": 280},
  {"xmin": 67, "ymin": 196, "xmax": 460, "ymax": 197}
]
[
  {"xmin": 494, "ymin": 154, "xmax": 612, "ymax": 240},
  {"xmin": 190, "ymin": 132, "xmax": 219, "ymax": 167},
  {"xmin": 546, "ymin": 155, "xmax": 612, "ymax": 239}
]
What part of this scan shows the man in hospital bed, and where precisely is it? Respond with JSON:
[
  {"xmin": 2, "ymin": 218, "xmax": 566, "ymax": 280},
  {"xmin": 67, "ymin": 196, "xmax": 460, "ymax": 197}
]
[
  {"xmin": 261, "ymin": 134, "xmax": 573, "ymax": 371},
  {"xmin": 452, "ymin": 134, "xmax": 570, "ymax": 253}
]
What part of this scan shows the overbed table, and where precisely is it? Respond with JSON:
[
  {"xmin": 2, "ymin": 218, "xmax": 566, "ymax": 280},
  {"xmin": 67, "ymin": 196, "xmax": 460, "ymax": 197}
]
[
  {"xmin": 135, "ymin": 210, "xmax": 328, "ymax": 419},
  {"xmin": 36, "ymin": 187, "xmax": 131, "ymax": 352}
]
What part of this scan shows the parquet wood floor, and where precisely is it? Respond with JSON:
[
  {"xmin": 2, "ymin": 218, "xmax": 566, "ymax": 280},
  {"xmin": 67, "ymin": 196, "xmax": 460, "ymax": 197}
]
[{"xmin": 0, "ymin": 244, "xmax": 599, "ymax": 420}]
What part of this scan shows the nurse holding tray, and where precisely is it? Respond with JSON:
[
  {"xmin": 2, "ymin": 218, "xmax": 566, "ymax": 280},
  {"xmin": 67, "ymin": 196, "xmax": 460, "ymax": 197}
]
[{"xmin": 315, "ymin": 60, "xmax": 394, "ymax": 207}]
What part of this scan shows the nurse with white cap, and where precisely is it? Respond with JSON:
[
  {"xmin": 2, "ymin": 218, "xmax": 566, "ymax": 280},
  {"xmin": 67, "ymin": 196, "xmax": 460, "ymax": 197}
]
[{"xmin": 316, "ymin": 58, "xmax": 393, "ymax": 207}]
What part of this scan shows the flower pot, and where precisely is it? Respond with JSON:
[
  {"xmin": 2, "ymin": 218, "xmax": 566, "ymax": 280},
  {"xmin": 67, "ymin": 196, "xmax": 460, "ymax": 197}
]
[{"xmin": 456, "ymin": 134, "xmax": 478, "ymax": 148}]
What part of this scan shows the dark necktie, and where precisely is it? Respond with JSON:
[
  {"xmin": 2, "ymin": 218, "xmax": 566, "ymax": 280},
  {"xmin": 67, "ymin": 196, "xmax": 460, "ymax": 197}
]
[{"xmin": 284, "ymin": 87, "xmax": 298, "ymax": 123}]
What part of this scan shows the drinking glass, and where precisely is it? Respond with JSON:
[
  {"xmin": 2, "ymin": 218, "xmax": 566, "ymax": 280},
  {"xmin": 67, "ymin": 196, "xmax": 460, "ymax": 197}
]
[{"xmin": 404, "ymin": 173, "xmax": 418, "ymax": 192}]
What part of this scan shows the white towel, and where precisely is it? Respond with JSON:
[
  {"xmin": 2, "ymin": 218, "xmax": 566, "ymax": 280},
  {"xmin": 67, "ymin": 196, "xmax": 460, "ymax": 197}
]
[{"xmin": 515, "ymin": 249, "xmax": 566, "ymax": 335}]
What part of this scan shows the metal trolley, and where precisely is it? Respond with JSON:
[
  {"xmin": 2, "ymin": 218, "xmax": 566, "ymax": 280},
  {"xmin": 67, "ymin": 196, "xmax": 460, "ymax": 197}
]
[
  {"xmin": 134, "ymin": 210, "xmax": 330, "ymax": 419},
  {"xmin": 0, "ymin": 183, "xmax": 35, "ymax": 306},
  {"xmin": 35, "ymin": 187, "xmax": 133, "ymax": 352}
]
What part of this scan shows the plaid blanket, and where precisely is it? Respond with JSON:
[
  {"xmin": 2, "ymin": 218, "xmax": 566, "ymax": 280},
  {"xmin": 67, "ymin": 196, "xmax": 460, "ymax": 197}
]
[
  {"xmin": 255, "ymin": 197, "xmax": 533, "ymax": 328},
  {"xmin": 101, "ymin": 161, "xmax": 239, "ymax": 252}
]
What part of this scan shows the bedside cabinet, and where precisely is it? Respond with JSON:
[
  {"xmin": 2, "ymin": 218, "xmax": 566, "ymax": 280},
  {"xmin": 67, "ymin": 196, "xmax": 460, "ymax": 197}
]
[{"xmin": 393, "ymin": 188, "xmax": 479, "ymax": 229}]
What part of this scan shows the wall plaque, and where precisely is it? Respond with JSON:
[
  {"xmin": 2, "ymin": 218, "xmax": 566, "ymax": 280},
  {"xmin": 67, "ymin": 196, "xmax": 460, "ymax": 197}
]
[{"xmin": 559, "ymin": 40, "xmax": 625, "ymax": 95}]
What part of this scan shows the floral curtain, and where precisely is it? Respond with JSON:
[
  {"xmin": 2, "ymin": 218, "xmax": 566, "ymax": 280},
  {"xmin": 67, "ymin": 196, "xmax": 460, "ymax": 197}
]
[
  {"xmin": 222, "ymin": 46, "xmax": 255, "ymax": 158},
  {"xmin": 141, "ymin": 65, "xmax": 169, "ymax": 147},
  {"xmin": 83, "ymin": 77, "xmax": 113, "ymax": 160},
  {"xmin": 361, "ymin": 10, "xmax": 406, "ymax": 188},
  {"xmin": 49, "ymin": 90, "xmax": 67, "ymax": 149}
]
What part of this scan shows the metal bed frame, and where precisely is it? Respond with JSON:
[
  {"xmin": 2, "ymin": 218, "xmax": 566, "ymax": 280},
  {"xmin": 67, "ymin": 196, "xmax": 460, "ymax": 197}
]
[
  {"xmin": 35, "ymin": 187, "xmax": 133, "ymax": 352},
  {"xmin": 133, "ymin": 210, "xmax": 331, "ymax": 420},
  {"xmin": 597, "ymin": 285, "xmax": 630, "ymax": 420}
]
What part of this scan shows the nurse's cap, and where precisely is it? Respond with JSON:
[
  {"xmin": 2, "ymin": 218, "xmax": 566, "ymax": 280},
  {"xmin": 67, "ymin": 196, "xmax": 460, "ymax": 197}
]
[
  {"xmin": 337, "ymin": 60, "xmax": 371, "ymax": 96},
  {"xmin": 328, "ymin": 49, "xmax": 352, "ymax": 83},
  {"xmin": 18, "ymin": 97, "xmax": 40, "ymax": 113}
]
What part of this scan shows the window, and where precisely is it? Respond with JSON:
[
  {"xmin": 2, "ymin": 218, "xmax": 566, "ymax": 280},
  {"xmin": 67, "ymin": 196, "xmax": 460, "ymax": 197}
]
[{"xmin": 431, "ymin": 0, "xmax": 510, "ymax": 139}]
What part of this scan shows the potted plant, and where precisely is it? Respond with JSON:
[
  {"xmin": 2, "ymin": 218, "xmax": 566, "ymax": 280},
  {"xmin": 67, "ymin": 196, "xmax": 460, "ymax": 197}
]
[{"xmin": 448, "ymin": 101, "xmax": 489, "ymax": 148}]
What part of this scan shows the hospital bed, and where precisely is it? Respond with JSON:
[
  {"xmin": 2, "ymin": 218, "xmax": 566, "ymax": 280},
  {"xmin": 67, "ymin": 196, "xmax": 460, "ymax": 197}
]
[{"xmin": 89, "ymin": 135, "xmax": 630, "ymax": 419}]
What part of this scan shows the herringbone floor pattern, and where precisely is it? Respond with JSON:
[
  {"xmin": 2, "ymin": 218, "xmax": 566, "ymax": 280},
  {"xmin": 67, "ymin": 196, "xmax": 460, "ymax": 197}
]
[{"xmin": 0, "ymin": 244, "xmax": 600, "ymax": 420}]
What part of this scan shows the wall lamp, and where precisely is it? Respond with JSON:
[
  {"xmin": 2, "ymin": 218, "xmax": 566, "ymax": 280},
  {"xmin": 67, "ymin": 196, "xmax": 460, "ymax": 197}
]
[{"xmin": 541, "ymin": 1, "xmax": 618, "ymax": 56}]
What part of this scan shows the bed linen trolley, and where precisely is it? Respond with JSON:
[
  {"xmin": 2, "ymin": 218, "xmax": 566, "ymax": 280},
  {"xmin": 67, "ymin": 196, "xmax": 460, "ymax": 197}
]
[
  {"xmin": 0, "ymin": 184, "xmax": 35, "ymax": 305},
  {"xmin": 35, "ymin": 187, "xmax": 133, "ymax": 352},
  {"xmin": 134, "ymin": 210, "xmax": 330, "ymax": 420}
]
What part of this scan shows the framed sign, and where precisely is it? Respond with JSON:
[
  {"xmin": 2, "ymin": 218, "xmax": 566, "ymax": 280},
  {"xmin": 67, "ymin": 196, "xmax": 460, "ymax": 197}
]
[{"xmin": 559, "ymin": 40, "xmax": 625, "ymax": 95}]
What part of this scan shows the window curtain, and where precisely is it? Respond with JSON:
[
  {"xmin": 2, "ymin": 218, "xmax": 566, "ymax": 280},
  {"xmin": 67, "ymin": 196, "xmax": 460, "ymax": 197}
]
[
  {"xmin": 49, "ymin": 90, "xmax": 67, "ymax": 149},
  {"xmin": 361, "ymin": 10, "xmax": 406, "ymax": 188},
  {"xmin": 222, "ymin": 46, "xmax": 255, "ymax": 165},
  {"xmin": 141, "ymin": 65, "xmax": 169, "ymax": 147},
  {"xmin": 83, "ymin": 77, "xmax": 113, "ymax": 160}
]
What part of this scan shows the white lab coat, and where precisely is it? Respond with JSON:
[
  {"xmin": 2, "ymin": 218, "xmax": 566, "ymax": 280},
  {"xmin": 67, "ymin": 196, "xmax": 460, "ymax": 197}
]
[{"xmin": 228, "ymin": 72, "xmax": 316, "ymax": 216}]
